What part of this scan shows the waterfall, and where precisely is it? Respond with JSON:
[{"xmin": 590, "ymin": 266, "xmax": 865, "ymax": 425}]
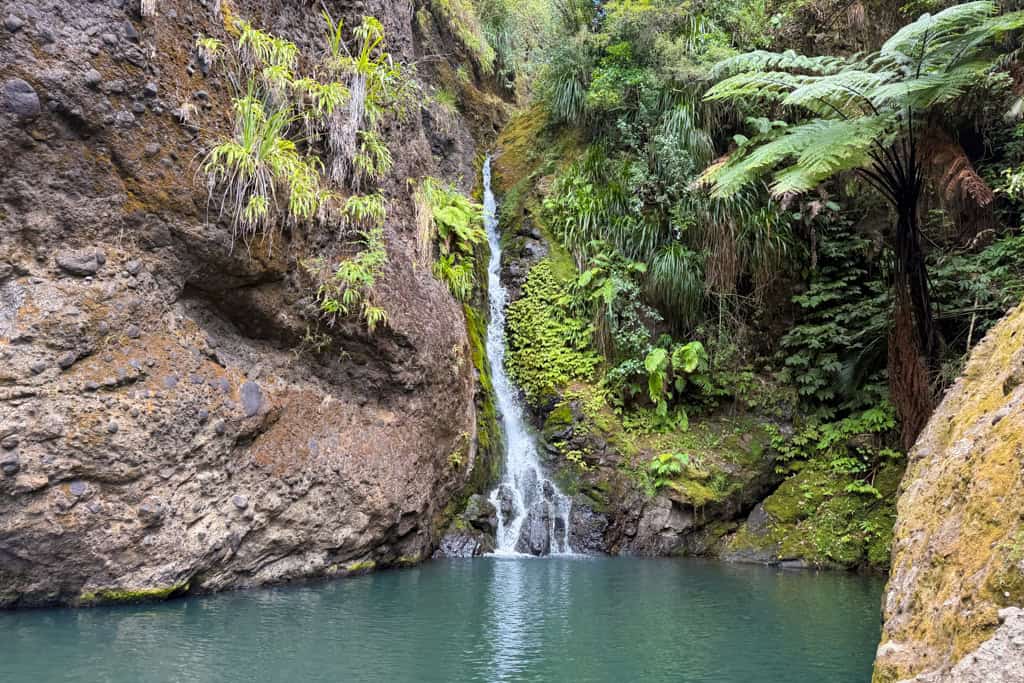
[{"xmin": 482, "ymin": 157, "xmax": 573, "ymax": 556}]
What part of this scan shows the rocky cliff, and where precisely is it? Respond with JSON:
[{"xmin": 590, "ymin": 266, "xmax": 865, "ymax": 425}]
[
  {"xmin": 874, "ymin": 304, "xmax": 1024, "ymax": 682},
  {"xmin": 0, "ymin": 0, "xmax": 502, "ymax": 607}
]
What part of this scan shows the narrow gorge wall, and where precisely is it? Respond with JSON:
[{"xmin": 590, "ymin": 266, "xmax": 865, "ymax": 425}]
[
  {"xmin": 0, "ymin": 0, "xmax": 498, "ymax": 606},
  {"xmin": 874, "ymin": 304, "xmax": 1024, "ymax": 682}
]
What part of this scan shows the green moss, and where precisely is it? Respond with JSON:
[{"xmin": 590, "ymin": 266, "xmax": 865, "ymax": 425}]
[
  {"xmin": 751, "ymin": 460, "xmax": 903, "ymax": 570},
  {"xmin": 427, "ymin": 0, "xmax": 495, "ymax": 73},
  {"xmin": 79, "ymin": 581, "xmax": 189, "ymax": 606},
  {"xmin": 344, "ymin": 560, "xmax": 377, "ymax": 574},
  {"xmin": 396, "ymin": 554, "xmax": 421, "ymax": 567},
  {"xmin": 505, "ymin": 260, "xmax": 600, "ymax": 407},
  {"xmin": 464, "ymin": 304, "xmax": 499, "ymax": 475},
  {"xmin": 543, "ymin": 401, "xmax": 575, "ymax": 436}
]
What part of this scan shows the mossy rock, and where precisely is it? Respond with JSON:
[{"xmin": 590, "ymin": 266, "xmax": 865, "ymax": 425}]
[{"xmin": 78, "ymin": 581, "xmax": 190, "ymax": 606}]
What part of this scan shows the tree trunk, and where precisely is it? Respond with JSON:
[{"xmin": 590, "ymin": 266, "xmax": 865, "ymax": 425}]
[{"xmin": 889, "ymin": 199, "xmax": 938, "ymax": 450}]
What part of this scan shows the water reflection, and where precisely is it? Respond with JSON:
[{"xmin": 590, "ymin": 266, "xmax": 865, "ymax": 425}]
[{"xmin": 0, "ymin": 558, "xmax": 884, "ymax": 683}]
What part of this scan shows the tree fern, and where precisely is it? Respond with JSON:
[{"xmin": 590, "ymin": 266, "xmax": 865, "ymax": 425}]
[{"xmin": 701, "ymin": 0, "xmax": 1024, "ymax": 446}]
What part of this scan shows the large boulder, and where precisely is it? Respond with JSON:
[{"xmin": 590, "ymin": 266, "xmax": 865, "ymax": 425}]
[{"xmin": 874, "ymin": 304, "xmax": 1024, "ymax": 682}]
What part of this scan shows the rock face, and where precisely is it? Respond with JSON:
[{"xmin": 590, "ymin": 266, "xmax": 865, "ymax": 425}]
[
  {"xmin": 0, "ymin": 0, "xmax": 501, "ymax": 606},
  {"xmin": 874, "ymin": 305, "xmax": 1024, "ymax": 682}
]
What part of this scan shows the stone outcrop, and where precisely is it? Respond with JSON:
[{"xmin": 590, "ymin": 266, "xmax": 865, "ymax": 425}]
[
  {"xmin": 873, "ymin": 304, "xmax": 1024, "ymax": 681},
  {"xmin": 0, "ymin": 0, "xmax": 502, "ymax": 606}
]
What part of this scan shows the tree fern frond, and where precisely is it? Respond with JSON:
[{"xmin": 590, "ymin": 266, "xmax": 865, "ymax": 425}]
[
  {"xmin": 711, "ymin": 50, "xmax": 846, "ymax": 79},
  {"xmin": 783, "ymin": 70, "xmax": 896, "ymax": 118},
  {"xmin": 711, "ymin": 117, "xmax": 895, "ymax": 199},
  {"xmin": 880, "ymin": 2, "xmax": 998, "ymax": 66},
  {"xmin": 704, "ymin": 70, "xmax": 809, "ymax": 102},
  {"xmin": 871, "ymin": 61, "xmax": 992, "ymax": 109}
]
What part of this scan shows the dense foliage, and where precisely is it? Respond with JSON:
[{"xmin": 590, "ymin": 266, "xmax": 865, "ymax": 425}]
[{"xmin": 494, "ymin": 0, "xmax": 1024, "ymax": 568}]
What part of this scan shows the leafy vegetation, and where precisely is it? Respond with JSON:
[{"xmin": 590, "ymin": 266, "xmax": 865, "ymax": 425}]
[
  {"xmin": 490, "ymin": 0, "xmax": 1024, "ymax": 570},
  {"xmin": 506, "ymin": 260, "xmax": 601, "ymax": 405},
  {"xmin": 199, "ymin": 13, "xmax": 423, "ymax": 334},
  {"xmin": 414, "ymin": 178, "xmax": 487, "ymax": 302},
  {"xmin": 703, "ymin": 1, "xmax": 1024, "ymax": 446}
]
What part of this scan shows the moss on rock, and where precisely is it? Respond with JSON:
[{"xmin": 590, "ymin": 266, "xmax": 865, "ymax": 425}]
[
  {"xmin": 78, "ymin": 581, "xmax": 189, "ymax": 606},
  {"xmin": 874, "ymin": 304, "xmax": 1024, "ymax": 681}
]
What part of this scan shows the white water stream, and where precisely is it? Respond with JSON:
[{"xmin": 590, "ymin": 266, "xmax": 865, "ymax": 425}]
[{"xmin": 482, "ymin": 157, "xmax": 573, "ymax": 556}]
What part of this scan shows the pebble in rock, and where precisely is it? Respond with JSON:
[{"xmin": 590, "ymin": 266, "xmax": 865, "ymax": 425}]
[
  {"xmin": 124, "ymin": 22, "xmax": 139, "ymax": 43},
  {"xmin": 163, "ymin": 374, "xmax": 178, "ymax": 388},
  {"xmin": 125, "ymin": 324, "xmax": 141, "ymax": 339},
  {"xmin": 214, "ymin": 420, "xmax": 226, "ymax": 435},
  {"xmin": 231, "ymin": 495, "xmax": 248, "ymax": 510},
  {"xmin": 29, "ymin": 360, "xmax": 48, "ymax": 375},
  {"xmin": 2, "ymin": 435, "xmax": 20, "ymax": 450},
  {"xmin": 101, "ymin": 33, "xmax": 118, "ymax": 46},
  {"xmin": 84, "ymin": 69, "xmax": 102, "ymax": 88},
  {"xmin": 55, "ymin": 250, "xmax": 102, "ymax": 277},
  {"xmin": 137, "ymin": 498, "xmax": 164, "ymax": 526},
  {"xmin": 126, "ymin": 259, "xmax": 144, "ymax": 274},
  {"xmin": 3, "ymin": 78, "xmax": 40, "ymax": 118},
  {"xmin": 4, "ymin": 15, "xmax": 24, "ymax": 32},
  {"xmin": 57, "ymin": 352, "xmax": 77, "ymax": 369},
  {"xmin": 0, "ymin": 452, "xmax": 20, "ymax": 476},
  {"xmin": 197, "ymin": 408, "xmax": 209, "ymax": 423},
  {"xmin": 241, "ymin": 381, "xmax": 263, "ymax": 417},
  {"xmin": 107, "ymin": 422, "xmax": 118, "ymax": 434},
  {"xmin": 143, "ymin": 82, "xmax": 158, "ymax": 97},
  {"xmin": 68, "ymin": 480, "xmax": 88, "ymax": 497}
]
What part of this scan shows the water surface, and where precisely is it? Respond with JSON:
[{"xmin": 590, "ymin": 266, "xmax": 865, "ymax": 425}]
[{"xmin": 0, "ymin": 557, "xmax": 883, "ymax": 682}]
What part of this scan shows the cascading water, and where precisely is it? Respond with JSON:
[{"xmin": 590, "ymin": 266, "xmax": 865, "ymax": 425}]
[{"xmin": 482, "ymin": 157, "xmax": 573, "ymax": 556}]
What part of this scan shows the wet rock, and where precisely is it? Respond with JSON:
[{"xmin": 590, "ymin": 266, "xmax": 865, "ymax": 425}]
[
  {"xmin": 240, "ymin": 381, "xmax": 262, "ymax": 417},
  {"xmin": 516, "ymin": 501, "xmax": 552, "ymax": 556},
  {"xmin": 3, "ymin": 78, "xmax": 40, "ymax": 118},
  {"xmin": 463, "ymin": 494, "xmax": 497, "ymax": 532},
  {"xmin": 433, "ymin": 531, "xmax": 492, "ymax": 558},
  {"xmin": 56, "ymin": 250, "xmax": 103, "ymax": 276},
  {"xmin": 569, "ymin": 500, "xmax": 608, "ymax": 554},
  {"xmin": 497, "ymin": 483, "xmax": 515, "ymax": 518}
]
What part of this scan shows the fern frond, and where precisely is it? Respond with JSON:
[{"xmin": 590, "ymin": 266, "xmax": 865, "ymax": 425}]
[
  {"xmin": 711, "ymin": 50, "xmax": 846, "ymax": 79},
  {"xmin": 704, "ymin": 71, "xmax": 808, "ymax": 103},
  {"xmin": 782, "ymin": 70, "xmax": 895, "ymax": 118},
  {"xmin": 880, "ymin": 2, "xmax": 998, "ymax": 65},
  {"xmin": 712, "ymin": 117, "xmax": 895, "ymax": 198}
]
